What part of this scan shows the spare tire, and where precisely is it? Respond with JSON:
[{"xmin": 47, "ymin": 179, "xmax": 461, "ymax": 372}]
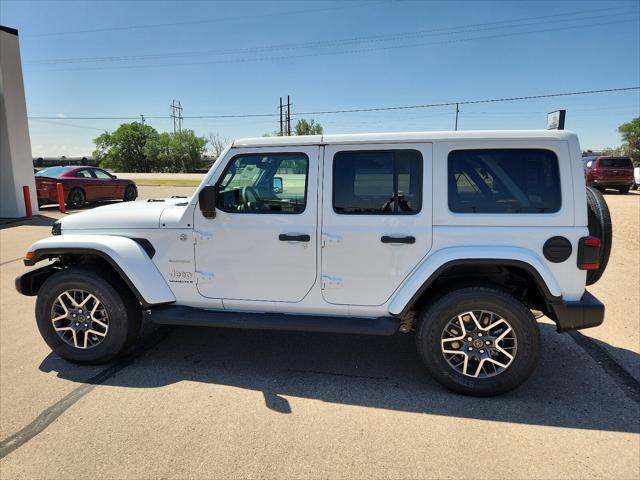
[{"xmin": 585, "ymin": 186, "xmax": 612, "ymax": 285}]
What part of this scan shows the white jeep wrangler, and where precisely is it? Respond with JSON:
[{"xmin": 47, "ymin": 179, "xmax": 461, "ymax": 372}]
[{"xmin": 17, "ymin": 130, "xmax": 610, "ymax": 396}]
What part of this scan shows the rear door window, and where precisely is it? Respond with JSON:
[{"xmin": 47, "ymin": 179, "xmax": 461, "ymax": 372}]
[
  {"xmin": 333, "ymin": 150, "xmax": 422, "ymax": 214},
  {"xmin": 448, "ymin": 149, "xmax": 561, "ymax": 213}
]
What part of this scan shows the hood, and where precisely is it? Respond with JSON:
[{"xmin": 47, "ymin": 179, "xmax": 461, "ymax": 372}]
[{"xmin": 58, "ymin": 198, "xmax": 189, "ymax": 231}]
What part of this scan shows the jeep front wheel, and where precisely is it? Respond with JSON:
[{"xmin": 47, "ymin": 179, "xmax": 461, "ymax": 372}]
[
  {"xmin": 36, "ymin": 267, "xmax": 141, "ymax": 364},
  {"xmin": 416, "ymin": 287, "xmax": 540, "ymax": 396}
]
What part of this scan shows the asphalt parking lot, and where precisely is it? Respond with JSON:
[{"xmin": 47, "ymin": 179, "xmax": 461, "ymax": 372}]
[{"xmin": 1, "ymin": 186, "xmax": 638, "ymax": 479}]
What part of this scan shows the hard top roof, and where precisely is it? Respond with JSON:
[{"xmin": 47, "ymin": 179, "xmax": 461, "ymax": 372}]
[{"xmin": 232, "ymin": 129, "xmax": 577, "ymax": 148}]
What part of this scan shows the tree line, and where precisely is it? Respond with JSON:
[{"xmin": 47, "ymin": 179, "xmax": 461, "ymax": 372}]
[
  {"xmin": 93, "ymin": 118, "xmax": 324, "ymax": 173},
  {"xmin": 594, "ymin": 117, "xmax": 640, "ymax": 166}
]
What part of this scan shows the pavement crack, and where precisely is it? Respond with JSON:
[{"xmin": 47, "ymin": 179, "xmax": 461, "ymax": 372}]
[
  {"xmin": 0, "ymin": 257, "xmax": 23, "ymax": 266},
  {"xmin": 568, "ymin": 331, "xmax": 640, "ymax": 404},
  {"xmin": 0, "ymin": 326, "xmax": 172, "ymax": 459}
]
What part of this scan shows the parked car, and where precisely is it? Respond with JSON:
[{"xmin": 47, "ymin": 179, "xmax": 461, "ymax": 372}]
[
  {"xmin": 17, "ymin": 130, "xmax": 609, "ymax": 397},
  {"xmin": 583, "ymin": 155, "xmax": 634, "ymax": 194},
  {"xmin": 35, "ymin": 166, "xmax": 137, "ymax": 208},
  {"xmin": 631, "ymin": 166, "xmax": 640, "ymax": 190}
]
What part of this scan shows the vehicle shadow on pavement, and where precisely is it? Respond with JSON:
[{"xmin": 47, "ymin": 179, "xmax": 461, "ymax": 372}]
[
  {"xmin": 0, "ymin": 214, "xmax": 58, "ymax": 230},
  {"xmin": 39, "ymin": 322, "xmax": 640, "ymax": 434}
]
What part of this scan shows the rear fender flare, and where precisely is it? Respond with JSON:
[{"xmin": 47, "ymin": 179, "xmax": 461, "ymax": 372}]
[{"xmin": 388, "ymin": 246, "xmax": 562, "ymax": 317}]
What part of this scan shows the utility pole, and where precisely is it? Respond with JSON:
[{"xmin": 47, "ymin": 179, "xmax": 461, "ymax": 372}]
[
  {"xmin": 170, "ymin": 100, "xmax": 177, "ymax": 134},
  {"xmin": 279, "ymin": 97, "xmax": 283, "ymax": 136},
  {"xmin": 454, "ymin": 103, "xmax": 459, "ymax": 131},
  {"xmin": 287, "ymin": 95, "xmax": 291, "ymax": 136},
  {"xmin": 278, "ymin": 96, "xmax": 292, "ymax": 135},
  {"xmin": 140, "ymin": 114, "xmax": 145, "ymax": 124},
  {"xmin": 170, "ymin": 100, "xmax": 184, "ymax": 133}
]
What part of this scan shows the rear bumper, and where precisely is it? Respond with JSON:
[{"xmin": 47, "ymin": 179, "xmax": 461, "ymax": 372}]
[
  {"xmin": 589, "ymin": 179, "xmax": 633, "ymax": 187},
  {"xmin": 549, "ymin": 291, "xmax": 604, "ymax": 332}
]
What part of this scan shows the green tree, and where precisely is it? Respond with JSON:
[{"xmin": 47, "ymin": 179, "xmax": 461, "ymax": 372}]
[
  {"xmin": 618, "ymin": 117, "xmax": 640, "ymax": 166},
  {"xmin": 294, "ymin": 118, "xmax": 323, "ymax": 135},
  {"xmin": 144, "ymin": 132, "xmax": 173, "ymax": 172},
  {"xmin": 599, "ymin": 146, "xmax": 624, "ymax": 157},
  {"xmin": 169, "ymin": 129, "xmax": 208, "ymax": 172},
  {"xmin": 145, "ymin": 129, "xmax": 208, "ymax": 172},
  {"xmin": 93, "ymin": 122, "xmax": 158, "ymax": 172}
]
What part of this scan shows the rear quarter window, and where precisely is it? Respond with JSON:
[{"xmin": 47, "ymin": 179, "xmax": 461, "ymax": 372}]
[{"xmin": 448, "ymin": 149, "xmax": 561, "ymax": 214}]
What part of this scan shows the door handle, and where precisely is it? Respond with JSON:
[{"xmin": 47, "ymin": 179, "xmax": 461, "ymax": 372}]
[
  {"xmin": 279, "ymin": 234, "xmax": 311, "ymax": 242},
  {"xmin": 381, "ymin": 235, "xmax": 415, "ymax": 244}
]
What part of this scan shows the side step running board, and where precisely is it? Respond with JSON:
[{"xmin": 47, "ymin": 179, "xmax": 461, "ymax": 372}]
[{"xmin": 148, "ymin": 306, "xmax": 399, "ymax": 336}]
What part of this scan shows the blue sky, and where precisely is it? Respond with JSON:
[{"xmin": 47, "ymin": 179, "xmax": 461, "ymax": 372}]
[{"xmin": 2, "ymin": 0, "xmax": 639, "ymax": 156}]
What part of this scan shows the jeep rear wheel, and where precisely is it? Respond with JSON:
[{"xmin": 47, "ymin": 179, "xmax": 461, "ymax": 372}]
[
  {"xmin": 416, "ymin": 287, "xmax": 540, "ymax": 396},
  {"xmin": 36, "ymin": 267, "xmax": 141, "ymax": 364}
]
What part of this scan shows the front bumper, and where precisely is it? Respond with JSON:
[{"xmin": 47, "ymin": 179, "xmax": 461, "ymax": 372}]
[
  {"xmin": 549, "ymin": 291, "xmax": 604, "ymax": 332},
  {"xmin": 15, "ymin": 264, "xmax": 60, "ymax": 296}
]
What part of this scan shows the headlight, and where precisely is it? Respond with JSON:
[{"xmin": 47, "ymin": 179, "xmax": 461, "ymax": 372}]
[{"xmin": 51, "ymin": 221, "xmax": 61, "ymax": 235}]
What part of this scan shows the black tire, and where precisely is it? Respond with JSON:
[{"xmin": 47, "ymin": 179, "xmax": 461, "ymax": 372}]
[
  {"xmin": 585, "ymin": 186, "xmax": 612, "ymax": 285},
  {"xmin": 631, "ymin": 182, "xmax": 638, "ymax": 191},
  {"xmin": 66, "ymin": 188, "xmax": 85, "ymax": 209},
  {"xmin": 617, "ymin": 186, "xmax": 630, "ymax": 194},
  {"xmin": 123, "ymin": 185, "xmax": 137, "ymax": 202},
  {"xmin": 416, "ymin": 287, "xmax": 540, "ymax": 396},
  {"xmin": 35, "ymin": 266, "xmax": 141, "ymax": 364}
]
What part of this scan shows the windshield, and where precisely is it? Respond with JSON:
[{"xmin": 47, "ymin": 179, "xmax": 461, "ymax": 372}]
[
  {"xmin": 599, "ymin": 158, "xmax": 632, "ymax": 168},
  {"xmin": 35, "ymin": 166, "xmax": 74, "ymax": 178}
]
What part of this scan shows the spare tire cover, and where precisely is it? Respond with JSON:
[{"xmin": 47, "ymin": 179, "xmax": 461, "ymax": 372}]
[{"xmin": 585, "ymin": 186, "xmax": 612, "ymax": 285}]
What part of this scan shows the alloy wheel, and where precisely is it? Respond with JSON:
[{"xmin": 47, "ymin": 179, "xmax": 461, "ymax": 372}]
[
  {"xmin": 440, "ymin": 310, "xmax": 517, "ymax": 378},
  {"xmin": 50, "ymin": 289, "xmax": 109, "ymax": 349}
]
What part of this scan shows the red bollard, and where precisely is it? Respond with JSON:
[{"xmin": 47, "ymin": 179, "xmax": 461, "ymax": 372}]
[
  {"xmin": 56, "ymin": 183, "xmax": 66, "ymax": 213},
  {"xmin": 22, "ymin": 185, "xmax": 32, "ymax": 218}
]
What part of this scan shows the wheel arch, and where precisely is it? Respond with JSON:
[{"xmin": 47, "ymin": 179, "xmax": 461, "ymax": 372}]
[
  {"xmin": 23, "ymin": 235, "xmax": 175, "ymax": 307},
  {"xmin": 388, "ymin": 247, "xmax": 562, "ymax": 318}
]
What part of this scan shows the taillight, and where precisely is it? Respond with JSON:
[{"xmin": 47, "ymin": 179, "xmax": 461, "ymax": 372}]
[{"xmin": 578, "ymin": 236, "xmax": 601, "ymax": 270}]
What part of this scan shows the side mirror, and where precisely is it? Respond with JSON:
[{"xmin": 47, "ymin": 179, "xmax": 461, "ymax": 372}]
[
  {"xmin": 273, "ymin": 176, "xmax": 283, "ymax": 194},
  {"xmin": 112, "ymin": 175, "xmax": 117, "ymax": 179},
  {"xmin": 199, "ymin": 185, "xmax": 217, "ymax": 218}
]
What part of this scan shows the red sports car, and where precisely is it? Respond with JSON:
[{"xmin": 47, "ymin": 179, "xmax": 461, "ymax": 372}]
[{"xmin": 35, "ymin": 166, "xmax": 137, "ymax": 208}]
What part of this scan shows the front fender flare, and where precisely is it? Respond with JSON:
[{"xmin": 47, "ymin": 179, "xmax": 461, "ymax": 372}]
[
  {"xmin": 24, "ymin": 235, "xmax": 175, "ymax": 307},
  {"xmin": 388, "ymin": 246, "xmax": 562, "ymax": 317}
]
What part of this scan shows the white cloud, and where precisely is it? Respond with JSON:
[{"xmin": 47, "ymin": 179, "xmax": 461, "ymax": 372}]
[{"xmin": 56, "ymin": 113, "xmax": 65, "ymax": 118}]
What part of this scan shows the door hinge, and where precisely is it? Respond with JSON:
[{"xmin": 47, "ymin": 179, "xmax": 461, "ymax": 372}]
[
  {"xmin": 194, "ymin": 230, "xmax": 213, "ymax": 244},
  {"xmin": 321, "ymin": 275, "xmax": 342, "ymax": 290},
  {"xmin": 321, "ymin": 234, "xmax": 342, "ymax": 248},
  {"xmin": 195, "ymin": 270, "xmax": 214, "ymax": 284}
]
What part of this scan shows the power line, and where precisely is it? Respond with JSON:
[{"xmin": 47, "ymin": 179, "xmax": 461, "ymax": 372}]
[
  {"xmin": 27, "ymin": 86, "xmax": 640, "ymax": 122},
  {"xmin": 23, "ymin": 1, "xmax": 388, "ymax": 38},
  {"xmin": 27, "ymin": 5, "xmax": 637, "ymax": 65},
  {"xmin": 26, "ymin": 16, "xmax": 639, "ymax": 73}
]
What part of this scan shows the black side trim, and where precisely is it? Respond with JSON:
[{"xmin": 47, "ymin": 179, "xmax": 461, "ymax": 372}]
[
  {"xmin": 131, "ymin": 238, "xmax": 155, "ymax": 258},
  {"xmin": 549, "ymin": 290, "xmax": 605, "ymax": 332},
  {"xmin": 398, "ymin": 258, "xmax": 559, "ymax": 318},
  {"xmin": 149, "ymin": 306, "xmax": 399, "ymax": 336},
  {"xmin": 23, "ymin": 248, "xmax": 167, "ymax": 307},
  {"xmin": 0, "ymin": 25, "xmax": 19, "ymax": 36},
  {"xmin": 15, "ymin": 264, "xmax": 61, "ymax": 296}
]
